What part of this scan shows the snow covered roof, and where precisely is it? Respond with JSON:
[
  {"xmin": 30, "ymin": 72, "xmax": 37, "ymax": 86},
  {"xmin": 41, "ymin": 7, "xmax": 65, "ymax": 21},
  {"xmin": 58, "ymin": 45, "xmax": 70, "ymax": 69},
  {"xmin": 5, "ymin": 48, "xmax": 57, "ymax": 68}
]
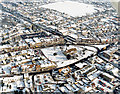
[
  {"xmin": 16, "ymin": 80, "xmax": 25, "ymax": 87},
  {"xmin": 100, "ymin": 71, "xmax": 115, "ymax": 79},
  {"xmin": 75, "ymin": 62, "xmax": 87, "ymax": 69}
]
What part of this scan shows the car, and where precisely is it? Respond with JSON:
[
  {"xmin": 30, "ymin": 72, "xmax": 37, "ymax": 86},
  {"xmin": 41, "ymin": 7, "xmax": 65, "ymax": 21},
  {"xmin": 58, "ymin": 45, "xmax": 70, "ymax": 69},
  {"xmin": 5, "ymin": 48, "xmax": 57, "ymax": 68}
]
[
  {"xmin": 101, "ymin": 88, "xmax": 104, "ymax": 91},
  {"xmin": 102, "ymin": 84, "xmax": 105, "ymax": 87},
  {"xmin": 107, "ymin": 86, "xmax": 111, "ymax": 89},
  {"xmin": 99, "ymin": 80, "xmax": 106, "ymax": 87},
  {"xmin": 99, "ymin": 80, "xmax": 102, "ymax": 84},
  {"xmin": 96, "ymin": 90, "xmax": 100, "ymax": 93}
]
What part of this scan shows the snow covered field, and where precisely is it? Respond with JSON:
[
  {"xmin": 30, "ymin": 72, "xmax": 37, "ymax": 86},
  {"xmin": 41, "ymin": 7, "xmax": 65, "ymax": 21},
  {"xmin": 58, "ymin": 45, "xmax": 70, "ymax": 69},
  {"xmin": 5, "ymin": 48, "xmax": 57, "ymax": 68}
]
[
  {"xmin": 40, "ymin": 1, "xmax": 97, "ymax": 17},
  {"xmin": 41, "ymin": 45, "xmax": 96, "ymax": 68}
]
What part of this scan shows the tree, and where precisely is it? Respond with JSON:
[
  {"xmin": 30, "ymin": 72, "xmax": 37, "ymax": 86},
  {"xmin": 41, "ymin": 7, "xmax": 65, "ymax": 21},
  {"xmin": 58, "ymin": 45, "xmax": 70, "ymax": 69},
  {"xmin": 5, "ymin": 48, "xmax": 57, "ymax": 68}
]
[
  {"xmin": 53, "ymin": 53, "xmax": 57, "ymax": 56},
  {"xmin": 1, "ymin": 80, "xmax": 4, "ymax": 87},
  {"xmin": 66, "ymin": 54, "xmax": 71, "ymax": 60},
  {"xmin": 14, "ymin": 90, "xmax": 19, "ymax": 94}
]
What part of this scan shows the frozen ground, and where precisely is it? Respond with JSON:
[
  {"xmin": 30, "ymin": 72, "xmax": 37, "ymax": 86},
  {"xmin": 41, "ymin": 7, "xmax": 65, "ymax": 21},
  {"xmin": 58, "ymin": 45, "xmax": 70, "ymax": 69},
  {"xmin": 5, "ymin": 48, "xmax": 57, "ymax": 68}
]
[{"xmin": 40, "ymin": 1, "xmax": 97, "ymax": 17}]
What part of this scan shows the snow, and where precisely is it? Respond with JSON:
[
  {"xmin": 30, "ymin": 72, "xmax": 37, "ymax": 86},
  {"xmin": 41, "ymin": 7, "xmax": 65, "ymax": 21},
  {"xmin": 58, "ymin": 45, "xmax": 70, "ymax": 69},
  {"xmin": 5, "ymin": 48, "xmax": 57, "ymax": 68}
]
[
  {"xmin": 105, "ymin": 63, "xmax": 113, "ymax": 70},
  {"xmin": 97, "ymin": 79, "xmax": 113, "ymax": 92},
  {"xmin": 47, "ymin": 26, "xmax": 57, "ymax": 29},
  {"xmin": 33, "ymin": 37, "xmax": 41, "ymax": 43},
  {"xmin": 40, "ymin": 1, "xmax": 97, "ymax": 17},
  {"xmin": 41, "ymin": 45, "xmax": 95, "ymax": 68},
  {"xmin": 101, "ymin": 71, "xmax": 115, "ymax": 79},
  {"xmin": 101, "ymin": 18, "xmax": 109, "ymax": 22},
  {"xmin": 88, "ymin": 71, "xmax": 101, "ymax": 80},
  {"xmin": 92, "ymin": 44, "xmax": 109, "ymax": 50},
  {"xmin": 57, "ymin": 59, "xmax": 78, "ymax": 68},
  {"xmin": 81, "ymin": 46, "xmax": 98, "ymax": 53},
  {"xmin": 16, "ymin": 80, "xmax": 25, "ymax": 87},
  {"xmin": 0, "ymin": 45, "xmax": 11, "ymax": 49},
  {"xmin": 69, "ymin": 33, "xmax": 78, "ymax": 39},
  {"xmin": 95, "ymin": 56, "xmax": 104, "ymax": 63},
  {"xmin": 111, "ymin": 67, "xmax": 119, "ymax": 76},
  {"xmin": 75, "ymin": 62, "xmax": 87, "ymax": 69},
  {"xmin": 25, "ymin": 39, "xmax": 35, "ymax": 44},
  {"xmin": 41, "ymin": 46, "xmax": 68, "ymax": 62},
  {"xmin": 80, "ymin": 85, "xmax": 92, "ymax": 92},
  {"xmin": 59, "ymin": 86, "xmax": 69, "ymax": 92}
]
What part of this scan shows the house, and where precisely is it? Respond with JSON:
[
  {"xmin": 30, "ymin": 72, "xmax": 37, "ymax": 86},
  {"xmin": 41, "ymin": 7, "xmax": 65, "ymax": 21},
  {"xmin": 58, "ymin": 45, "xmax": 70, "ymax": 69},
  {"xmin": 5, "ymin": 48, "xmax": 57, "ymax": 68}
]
[
  {"xmin": 81, "ymin": 30, "xmax": 90, "ymax": 36},
  {"xmin": 63, "ymin": 48, "xmax": 78, "ymax": 59},
  {"xmin": 101, "ymin": 38, "xmax": 110, "ymax": 44},
  {"xmin": 71, "ymin": 83, "xmax": 80, "ymax": 91},
  {"xmin": 88, "ymin": 58, "xmax": 95, "ymax": 64},
  {"xmin": 75, "ymin": 62, "xmax": 88, "ymax": 69},
  {"xmin": 102, "ymin": 47, "xmax": 118, "ymax": 60},
  {"xmin": 16, "ymin": 80, "xmax": 25, "ymax": 90},
  {"xmin": 104, "ymin": 63, "xmax": 113, "ymax": 71},
  {"xmin": 94, "ymin": 56, "xmax": 104, "ymax": 65},
  {"xmin": 9, "ymin": 83, "xmax": 18, "ymax": 92},
  {"xmin": 113, "ymin": 54, "xmax": 119, "ymax": 60},
  {"xmin": 80, "ymin": 64, "xmax": 92, "ymax": 74},
  {"xmin": 74, "ymin": 70, "xmax": 86, "ymax": 81},
  {"xmin": 64, "ymin": 84, "xmax": 76, "ymax": 92},
  {"xmin": 111, "ymin": 67, "xmax": 119, "ymax": 76},
  {"xmin": 58, "ymin": 86, "xmax": 70, "ymax": 92},
  {"xmin": 11, "ymin": 66, "xmax": 20, "ymax": 74},
  {"xmin": 36, "ymin": 65, "xmax": 42, "ymax": 72},
  {"xmin": 67, "ymin": 77, "xmax": 75, "ymax": 84},
  {"xmin": 22, "ymin": 64, "xmax": 35, "ymax": 72},
  {"xmin": 99, "ymin": 72, "xmax": 115, "ymax": 82},
  {"xmin": 81, "ymin": 38, "xmax": 99, "ymax": 44},
  {"xmin": 102, "ymin": 52, "xmax": 112, "ymax": 60},
  {"xmin": 58, "ymin": 66, "xmax": 71, "ymax": 76},
  {"xmin": 2, "ymin": 76, "xmax": 24, "ymax": 87},
  {"xmin": 78, "ymin": 85, "xmax": 92, "ymax": 93},
  {"xmin": 84, "ymin": 67, "xmax": 97, "ymax": 76},
  {"xmin": 108, "ymin": 47, "xmax": 118, "ymax": 55}
]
